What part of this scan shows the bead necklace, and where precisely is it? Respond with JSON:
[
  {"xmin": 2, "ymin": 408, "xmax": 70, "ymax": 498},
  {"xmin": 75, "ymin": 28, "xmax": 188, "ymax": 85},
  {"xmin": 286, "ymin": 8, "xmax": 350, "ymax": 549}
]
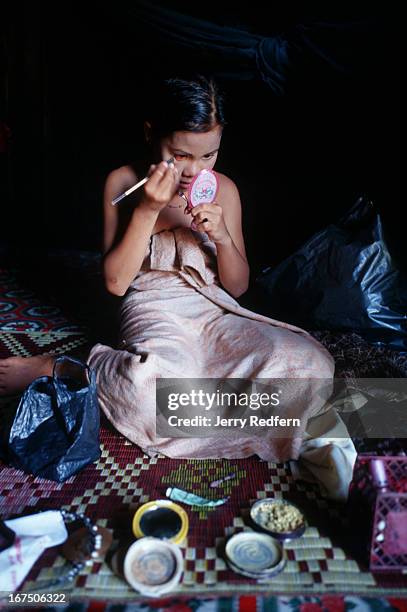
[{"xmin": 0, "ymin": 509, "xmax": 111, "ymax": 596}]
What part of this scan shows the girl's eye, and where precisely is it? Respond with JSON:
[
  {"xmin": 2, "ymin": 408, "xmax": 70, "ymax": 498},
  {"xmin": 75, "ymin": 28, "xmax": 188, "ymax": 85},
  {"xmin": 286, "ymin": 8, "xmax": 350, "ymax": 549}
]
[{"xmin": 173, "ymin": 152, "xmax": 216, "ymax": 161}]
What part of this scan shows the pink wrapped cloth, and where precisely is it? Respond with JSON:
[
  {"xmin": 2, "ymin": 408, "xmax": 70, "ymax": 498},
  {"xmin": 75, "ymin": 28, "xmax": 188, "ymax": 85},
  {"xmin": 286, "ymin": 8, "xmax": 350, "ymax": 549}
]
[{"xmin": 88, "ymin": 227, "xmax": 336, "ymax": 464}]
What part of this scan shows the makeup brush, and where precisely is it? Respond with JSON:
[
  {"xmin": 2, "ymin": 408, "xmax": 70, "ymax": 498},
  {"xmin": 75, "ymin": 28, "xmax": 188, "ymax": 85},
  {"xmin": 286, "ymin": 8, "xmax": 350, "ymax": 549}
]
[{"xmin": 111, "ymin": 158, "xmax": 175, "ymax": 206}]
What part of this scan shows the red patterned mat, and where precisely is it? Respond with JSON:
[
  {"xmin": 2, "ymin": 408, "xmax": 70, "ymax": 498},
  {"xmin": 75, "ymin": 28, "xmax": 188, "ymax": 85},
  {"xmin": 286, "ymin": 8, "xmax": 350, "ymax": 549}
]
[
  {"xmin": 1, "ymin": 263, "xmax": 407, "ymax": 600},
  {"xmin": 0, "ymin": 267, "xmax": 89, "ymax": 358},
  {"xmin": 1, "ymin": 424, "xmax": 406, "ymax": 600}
]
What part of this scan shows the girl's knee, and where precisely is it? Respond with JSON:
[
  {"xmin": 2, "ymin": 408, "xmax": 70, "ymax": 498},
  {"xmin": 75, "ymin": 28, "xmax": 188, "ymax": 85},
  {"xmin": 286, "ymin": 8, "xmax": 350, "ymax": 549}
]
[{"xmin": 312, "ymin": 343, "xmax": 335, "ymax": 378}]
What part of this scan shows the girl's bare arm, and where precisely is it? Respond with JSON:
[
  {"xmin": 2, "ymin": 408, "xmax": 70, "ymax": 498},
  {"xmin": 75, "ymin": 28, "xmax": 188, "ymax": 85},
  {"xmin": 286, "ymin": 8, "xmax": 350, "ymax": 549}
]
[
  {"xmin": 191, "ymin": 174, "xmax": 250, "ymax": 298},
  {"xmin": 216, "ymin": 177, "xmax": 250, "ymax": 297},
  {"xmin": 103, "ymin": 161, "xmax": 178, "ymax": 296}
]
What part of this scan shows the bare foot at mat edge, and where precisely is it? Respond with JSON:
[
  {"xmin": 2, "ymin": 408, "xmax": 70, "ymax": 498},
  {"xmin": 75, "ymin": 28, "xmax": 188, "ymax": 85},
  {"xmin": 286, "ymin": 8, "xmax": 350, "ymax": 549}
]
[{"xmin": 0, "ymin": 355, "xmax": 55, "ymax": 397}]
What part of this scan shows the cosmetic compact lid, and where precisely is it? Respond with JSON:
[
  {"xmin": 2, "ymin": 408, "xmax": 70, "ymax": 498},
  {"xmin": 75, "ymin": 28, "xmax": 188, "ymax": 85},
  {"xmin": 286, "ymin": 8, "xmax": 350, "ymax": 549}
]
[
  {"xmin": 188, "ymin": 169, "xmax": 218, "ymax": 207},
  {"xmin": 132, "ymin": 500, "xmax": 189, "ymax": 545},
  {"xmin": 250, "ymin": 498, "xmax": 306, "ymax": 540},
  {"xmin": 123, "ymin": 537, "xmax": 183, "ymax": 597}
]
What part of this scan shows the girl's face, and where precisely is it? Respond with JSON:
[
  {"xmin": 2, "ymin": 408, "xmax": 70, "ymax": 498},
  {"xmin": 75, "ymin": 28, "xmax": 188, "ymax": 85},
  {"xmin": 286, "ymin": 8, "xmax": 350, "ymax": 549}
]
[{"xmin": 159, "ymin": 124, "xmax": 223, "ymax": 191}]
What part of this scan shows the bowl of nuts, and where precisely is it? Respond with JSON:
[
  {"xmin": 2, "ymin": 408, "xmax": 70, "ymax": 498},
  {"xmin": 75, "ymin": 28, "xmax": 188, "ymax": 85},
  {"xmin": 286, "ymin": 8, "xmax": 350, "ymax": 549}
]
[{"xmin": 250, "ymin": 498, "xmax": 306, "ymax": 540}]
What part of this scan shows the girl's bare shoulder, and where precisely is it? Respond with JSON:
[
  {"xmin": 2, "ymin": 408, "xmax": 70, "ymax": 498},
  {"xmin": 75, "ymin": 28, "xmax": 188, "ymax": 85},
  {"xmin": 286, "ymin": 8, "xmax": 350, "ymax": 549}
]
[
  {"xmin": 105, "ymin": 164, "xmax": 139, "ymax": 190},
  {"xmin": 215, "ymin": 172, "xmax": 241, "ymax": 206}
]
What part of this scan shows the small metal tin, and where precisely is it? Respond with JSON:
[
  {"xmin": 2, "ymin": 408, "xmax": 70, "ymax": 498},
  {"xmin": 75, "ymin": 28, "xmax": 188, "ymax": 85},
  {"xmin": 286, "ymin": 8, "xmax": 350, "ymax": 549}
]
[
  {"xmin": 132, "ymin": 500, "xmax": 189, "ymax": 545},
  {"xmin": 225, "ymin": 531, "xmax": 286, "ymax": 579},
  {"xmin": 123, "ymin": 537, "xmax": 183, "ymax": 597},
  {"xmin": 250, "ymin": 498, "xmax": 306, "ymax": 540}
]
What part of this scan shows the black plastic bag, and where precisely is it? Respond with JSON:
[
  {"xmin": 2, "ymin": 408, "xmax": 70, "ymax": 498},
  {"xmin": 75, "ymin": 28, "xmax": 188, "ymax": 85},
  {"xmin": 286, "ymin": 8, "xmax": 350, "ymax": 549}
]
[
  {"xmin": 0, "ymin": 356, "xmax": 100, "ymax": 482},
  {"xmin": 256, "ymin": 196, "xmax": 407, "ymax": 352}
]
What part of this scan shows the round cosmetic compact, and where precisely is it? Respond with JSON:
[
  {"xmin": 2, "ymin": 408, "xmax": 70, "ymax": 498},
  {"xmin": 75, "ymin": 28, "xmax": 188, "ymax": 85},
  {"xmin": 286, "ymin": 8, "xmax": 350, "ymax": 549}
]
[
  {"xmin": 185, "ymin": 169, "xmax": 219, "ymax": 230},
  {"xmin": 187, "ymin": 169, "xmax": 219, "ymax": 207},
  {"xmin": 225, "ymin": 531, "xmax": 286, "ymax": 579},
  {"xmin": 123, "ymin": 537, "xmax": 183, "ymax": 597},
  {"xmin": 250, "ymin": 498, "xmax": 306, "ymax": 540},
  {"xmin": 132, "ymin": 500, "xmax": 189, "ymax": 545}
]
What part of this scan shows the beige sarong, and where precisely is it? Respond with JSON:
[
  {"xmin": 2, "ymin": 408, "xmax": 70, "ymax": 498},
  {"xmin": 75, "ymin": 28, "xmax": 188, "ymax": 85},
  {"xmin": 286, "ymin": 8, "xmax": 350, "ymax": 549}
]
[{"xmin": 88, "ymin": 228, "xmax": 356, "ymax": 499}]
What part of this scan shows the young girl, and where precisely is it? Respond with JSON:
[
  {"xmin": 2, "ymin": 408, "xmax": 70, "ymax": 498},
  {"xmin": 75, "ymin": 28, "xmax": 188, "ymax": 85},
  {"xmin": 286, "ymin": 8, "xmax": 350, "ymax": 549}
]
[{"xmin": 0, "ymin": 76, "xmax": 356, "ymax": 499}]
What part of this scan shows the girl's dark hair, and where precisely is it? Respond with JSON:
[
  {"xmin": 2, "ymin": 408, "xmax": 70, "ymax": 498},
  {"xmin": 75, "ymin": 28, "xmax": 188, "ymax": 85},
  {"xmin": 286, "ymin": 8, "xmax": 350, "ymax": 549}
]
[{"xmin": 145, "ymin": 75, "xmax": 226, "ymax": 140}]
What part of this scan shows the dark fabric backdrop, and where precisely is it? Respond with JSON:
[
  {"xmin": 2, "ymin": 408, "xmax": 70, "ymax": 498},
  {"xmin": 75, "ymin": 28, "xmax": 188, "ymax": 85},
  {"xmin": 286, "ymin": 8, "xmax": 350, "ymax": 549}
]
[{"xmin": 1, "ymin": 2, "xmax": 404, "ymax": 273}]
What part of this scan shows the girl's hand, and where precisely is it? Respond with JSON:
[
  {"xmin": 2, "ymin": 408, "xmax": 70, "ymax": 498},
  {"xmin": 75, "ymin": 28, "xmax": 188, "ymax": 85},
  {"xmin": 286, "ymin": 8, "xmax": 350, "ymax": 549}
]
[
  {"xmin": 190, "ymin": 202, "xmax": 230, "ymax": 245},
  {"xmin": 140, "ymin": 161, "xmax": 179, "ymax": 212}
]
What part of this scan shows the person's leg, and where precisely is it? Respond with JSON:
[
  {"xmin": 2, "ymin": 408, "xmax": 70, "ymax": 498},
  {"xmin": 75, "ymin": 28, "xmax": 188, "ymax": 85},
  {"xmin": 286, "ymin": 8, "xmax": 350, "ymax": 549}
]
[
  {"xmin": 205, "ymin": 314, "xmax": 355, "ymax": 501},
  {"xmin": 0, "ymin": 354, "xmax": 55, "ymax": 396},
  {"xmin": 0, "ymin": 346, "xmax": 90, "ymax": 396},
  {"xmin": 86, "ymin": 315, "xmax": 201, "ymax": 450},
  {"xmin": 203, "ymin": 311, "xmax": 334, "ymax": 379}
]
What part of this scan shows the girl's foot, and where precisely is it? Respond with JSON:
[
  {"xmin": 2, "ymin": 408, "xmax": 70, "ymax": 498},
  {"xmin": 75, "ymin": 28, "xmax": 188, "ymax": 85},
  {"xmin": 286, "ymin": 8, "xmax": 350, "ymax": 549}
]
[{"xmin": 0, "ymin": 355, "xmax": 55, "ymax": 396}]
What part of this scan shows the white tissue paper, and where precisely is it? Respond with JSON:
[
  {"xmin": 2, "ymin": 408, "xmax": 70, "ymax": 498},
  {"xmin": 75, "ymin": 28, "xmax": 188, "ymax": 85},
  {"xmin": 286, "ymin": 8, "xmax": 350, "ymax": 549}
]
[{"xmin": 0, "ymin": 510, "xmax": 68, "ymax": 592}]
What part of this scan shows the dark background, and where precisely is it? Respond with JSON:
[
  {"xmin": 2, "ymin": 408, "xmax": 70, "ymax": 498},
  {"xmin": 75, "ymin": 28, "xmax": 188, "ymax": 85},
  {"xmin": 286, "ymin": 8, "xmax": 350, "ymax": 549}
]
[{"xmin": 1, "ymin": 2, "xmax": 404, "ymax": 274}]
